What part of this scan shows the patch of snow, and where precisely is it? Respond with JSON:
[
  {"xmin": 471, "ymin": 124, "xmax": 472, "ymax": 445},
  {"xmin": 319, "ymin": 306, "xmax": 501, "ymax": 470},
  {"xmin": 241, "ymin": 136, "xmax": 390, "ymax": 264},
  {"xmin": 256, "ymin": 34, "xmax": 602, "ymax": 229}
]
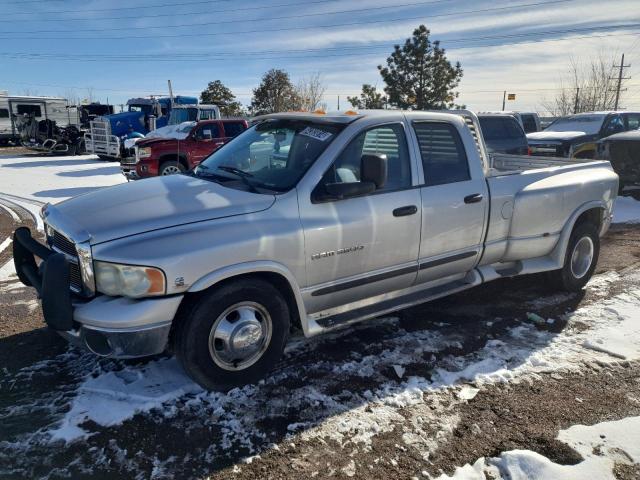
[
  {"xmin": 392, "ymin": 365, "xmax": 406, "ymax": 379},
  {"xmin": 439, "ymin": 416, "xmax": 640, "ymax": 480},
  {"xmin": 0, "ymin": 237, "xmax": 12, "ymax": 255},
  {"xmin": 0, "ymin": 154, "xmax": 125, "ymax": 205},
  {"xmin": 613, "ymin": 195, "xmax": 640, "ymax": 224},
  {"xmin": 49, "ymin": 357, "xmax": 202, "ymax": 442}
]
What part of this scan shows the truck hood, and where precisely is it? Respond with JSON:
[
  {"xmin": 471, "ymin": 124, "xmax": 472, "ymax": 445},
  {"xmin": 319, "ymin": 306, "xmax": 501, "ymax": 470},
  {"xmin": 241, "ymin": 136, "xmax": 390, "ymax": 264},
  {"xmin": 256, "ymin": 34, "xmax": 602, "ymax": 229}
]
[
  {"xmin": 527, "ymin": 131, "xmax": 586, "ymax": 142},
  {"xmin": 135, "ymin": 137, "xmax": 178, "ymax": 148},
  {"xmin": 102, "ymin": 111, "xmax": 146, "ymax": 137},
  {"xmin": 48, "ymin": 175, "xmax": 276, "ymax": 245}
]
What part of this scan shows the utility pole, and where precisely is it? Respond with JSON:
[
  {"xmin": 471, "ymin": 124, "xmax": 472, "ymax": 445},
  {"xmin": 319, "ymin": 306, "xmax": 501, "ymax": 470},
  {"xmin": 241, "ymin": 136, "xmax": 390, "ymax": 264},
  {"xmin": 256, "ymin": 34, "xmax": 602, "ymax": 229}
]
[
  {"xmin": 337, "ymin": 95, "xmax": 340, "ymax": 110},
  {"xmin": 612, "ymin": 53, "xmax": 630, "ymax": 110},
  {"xmin": 502, "ymin": 90, "xmax": 506, "ymax": 111},
  {"xmin": 573, "ymin": 87, "xmax": 580, "ymax": 114}
]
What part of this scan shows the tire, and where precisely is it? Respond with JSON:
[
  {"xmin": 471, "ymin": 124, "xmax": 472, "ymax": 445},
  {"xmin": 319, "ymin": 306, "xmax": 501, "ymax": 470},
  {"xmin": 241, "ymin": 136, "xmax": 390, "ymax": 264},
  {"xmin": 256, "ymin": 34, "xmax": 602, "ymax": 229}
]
[
  {"xmin": 546, "ymin": 222, "xmax": 599, "ymax": 292},
  {"xmin": 175, "ymin": 279, "xmax": 290, "ymax": 391},
  {"xmin": 159, "ymin": 160, "xmax": 185, "ymax": 176},
  {"xmin": 75, "ymin": 139, "xmax": 86, "ymax": 155}
]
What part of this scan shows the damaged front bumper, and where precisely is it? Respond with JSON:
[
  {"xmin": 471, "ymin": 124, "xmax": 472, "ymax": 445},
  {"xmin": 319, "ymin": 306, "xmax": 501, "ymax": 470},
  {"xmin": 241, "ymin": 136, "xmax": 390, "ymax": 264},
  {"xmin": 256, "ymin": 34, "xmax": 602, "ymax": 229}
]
[{"xmin": 12, "ymin": 227, "xmax": 182, "ymax": 358}]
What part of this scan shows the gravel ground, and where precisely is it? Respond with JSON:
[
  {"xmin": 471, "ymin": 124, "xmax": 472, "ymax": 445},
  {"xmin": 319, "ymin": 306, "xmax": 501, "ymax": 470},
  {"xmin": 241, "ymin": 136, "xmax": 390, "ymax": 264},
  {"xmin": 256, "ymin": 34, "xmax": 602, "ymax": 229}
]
[{"xmin": 0, "ymin": 200, "xmax": 639, "ymax": 479}]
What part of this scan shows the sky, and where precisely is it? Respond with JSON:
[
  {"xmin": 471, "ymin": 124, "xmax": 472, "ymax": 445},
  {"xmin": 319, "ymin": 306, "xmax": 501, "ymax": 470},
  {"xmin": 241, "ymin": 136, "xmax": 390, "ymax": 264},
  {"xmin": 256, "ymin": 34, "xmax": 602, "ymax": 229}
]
[{"xmin": 1, "ymin": 0, "xmax": 640, "ymax": 113}]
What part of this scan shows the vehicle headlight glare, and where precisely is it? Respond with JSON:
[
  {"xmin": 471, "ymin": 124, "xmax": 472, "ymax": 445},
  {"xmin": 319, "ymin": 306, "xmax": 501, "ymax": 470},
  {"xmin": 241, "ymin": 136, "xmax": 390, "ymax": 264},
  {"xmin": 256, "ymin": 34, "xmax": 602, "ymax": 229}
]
[{"xmin": 94, "ymin": 261, "xmax": 165, "ymax": 298}]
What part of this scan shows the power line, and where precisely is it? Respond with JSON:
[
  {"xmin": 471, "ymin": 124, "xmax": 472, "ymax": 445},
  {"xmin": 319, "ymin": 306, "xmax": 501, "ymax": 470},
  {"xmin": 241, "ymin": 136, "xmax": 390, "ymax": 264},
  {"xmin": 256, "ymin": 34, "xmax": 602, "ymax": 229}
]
[
  {"xmin": 0, "ymin": 0, "xmax": 574, "ymax": 40},
  {"xmin": 0, "ymin": 0, "xmax": 457, "ymax": 34},
  {"xmin": 2, "ymin": 0, "xmax": 238, "ymax": 16},
  {"xmin": 1, "ymin": 0, "xmax": 342, "ymax": 23},
  {"xmin": 1, "ymin": 26, "xmax": 638, "ymax": 61},
  {"xmin": 4, "ymin": 24, "xmax": 638, "ymax": 58}
]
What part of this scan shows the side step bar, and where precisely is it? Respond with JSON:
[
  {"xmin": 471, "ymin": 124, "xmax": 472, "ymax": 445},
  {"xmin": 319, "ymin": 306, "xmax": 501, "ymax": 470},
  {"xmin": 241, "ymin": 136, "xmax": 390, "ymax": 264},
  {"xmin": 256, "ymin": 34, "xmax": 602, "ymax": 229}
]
[{"xmin": 316, "ymin": 277, "xmax": 477, "ymax": 330}]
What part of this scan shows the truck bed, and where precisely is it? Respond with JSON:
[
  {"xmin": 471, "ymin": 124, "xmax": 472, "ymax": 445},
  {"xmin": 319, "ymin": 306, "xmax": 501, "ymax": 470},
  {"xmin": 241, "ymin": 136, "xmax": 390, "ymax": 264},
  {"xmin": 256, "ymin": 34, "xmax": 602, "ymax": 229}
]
[{"xmin": 489, "ymin": 153, "xmax": 595, "ymax": 175}]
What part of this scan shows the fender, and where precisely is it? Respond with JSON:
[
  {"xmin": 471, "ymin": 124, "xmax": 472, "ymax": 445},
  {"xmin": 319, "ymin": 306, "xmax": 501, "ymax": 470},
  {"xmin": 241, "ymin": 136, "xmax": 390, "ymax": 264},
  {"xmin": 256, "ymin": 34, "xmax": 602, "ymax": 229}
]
[
  {"xmin": 188, "ymin": 260, "xmax": 310, "ymax": 335},
  {"xmin": 549, "ymin": 200, "xmax": 609, "ymax": 267}
]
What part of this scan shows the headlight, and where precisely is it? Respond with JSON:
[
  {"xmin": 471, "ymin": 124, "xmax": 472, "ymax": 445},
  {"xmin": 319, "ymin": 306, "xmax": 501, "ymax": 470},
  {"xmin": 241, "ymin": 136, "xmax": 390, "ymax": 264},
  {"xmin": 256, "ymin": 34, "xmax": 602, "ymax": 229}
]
[
  {"xmin": 138, "ymin": 147, "xmax": 152, "ymax": 158},
  {"xmin": 94, "ymin": 261, "xmax": 165, "ymax": 298}
]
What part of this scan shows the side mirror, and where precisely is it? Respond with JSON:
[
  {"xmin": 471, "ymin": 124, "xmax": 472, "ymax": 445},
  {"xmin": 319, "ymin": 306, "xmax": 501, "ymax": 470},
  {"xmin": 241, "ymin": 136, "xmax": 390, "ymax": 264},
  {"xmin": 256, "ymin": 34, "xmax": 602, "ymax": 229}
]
[
  {"xmin": 323, "ymin": 181, "xmax": 376, "ymax": 200},
  {"xmin": 361, "ymin": 154, "xmax": 387, "ymax": 189}
]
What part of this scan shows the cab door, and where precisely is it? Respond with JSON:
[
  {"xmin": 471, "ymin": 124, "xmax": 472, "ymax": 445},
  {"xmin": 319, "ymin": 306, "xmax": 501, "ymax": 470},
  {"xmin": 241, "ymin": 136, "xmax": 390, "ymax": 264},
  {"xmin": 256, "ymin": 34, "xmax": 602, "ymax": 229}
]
[
  {"xmin": 298, "ymin": 122, "xmax": 422, "ymax": 315},
  {"xmin": 190, "ymin": 123, "xmax": 223, "ymax": 165},
  {"xmin": 410, "ymin": 120, "xmax": 488, "ymax": 284}
]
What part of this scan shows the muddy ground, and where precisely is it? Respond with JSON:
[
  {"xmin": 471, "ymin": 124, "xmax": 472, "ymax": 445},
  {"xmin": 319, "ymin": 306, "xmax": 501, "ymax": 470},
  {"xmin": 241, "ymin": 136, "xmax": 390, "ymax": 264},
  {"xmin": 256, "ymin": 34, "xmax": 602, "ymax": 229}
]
[{"xmin": 0, "ymin": 202, "xmax": 639, "ymax": 479}]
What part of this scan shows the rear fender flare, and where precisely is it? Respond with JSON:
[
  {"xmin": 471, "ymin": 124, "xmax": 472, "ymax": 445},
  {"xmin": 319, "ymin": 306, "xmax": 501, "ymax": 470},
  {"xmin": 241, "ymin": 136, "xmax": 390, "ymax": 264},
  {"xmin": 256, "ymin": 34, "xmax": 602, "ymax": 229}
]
[
  {"xmin": 550, "ymin": 200, "xmax": 608, "ymax": 267},
  {"xmin": 188, "ymin": 261, "xmax": 309, "ymax": 335}
]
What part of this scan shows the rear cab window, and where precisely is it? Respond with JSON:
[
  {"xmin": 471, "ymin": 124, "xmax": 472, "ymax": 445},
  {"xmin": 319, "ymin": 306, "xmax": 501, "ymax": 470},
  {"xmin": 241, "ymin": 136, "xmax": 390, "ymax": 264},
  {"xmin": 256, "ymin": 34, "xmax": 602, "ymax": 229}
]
[
  {"xmin": 413, "ymin": 122, "xmax": 470, "ymax": 186},
  {"xmin": 478, "ymin": 116, "xmax": 525, "ymax": 140},
  {"xmin": 0, "ymin": 108, "xmax": 9, "ymax": 118},
  {"xmin": 223, "ymin": 122, "xmax": 247, "ymax": 138}
]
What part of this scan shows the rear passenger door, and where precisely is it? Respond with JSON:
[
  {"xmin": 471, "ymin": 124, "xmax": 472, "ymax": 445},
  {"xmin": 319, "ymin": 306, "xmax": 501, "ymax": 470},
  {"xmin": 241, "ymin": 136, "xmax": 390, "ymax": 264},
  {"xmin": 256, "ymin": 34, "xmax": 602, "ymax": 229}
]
[{"xmin": 411, "ymin": 121, "xmax": 489, "ymax": 284}]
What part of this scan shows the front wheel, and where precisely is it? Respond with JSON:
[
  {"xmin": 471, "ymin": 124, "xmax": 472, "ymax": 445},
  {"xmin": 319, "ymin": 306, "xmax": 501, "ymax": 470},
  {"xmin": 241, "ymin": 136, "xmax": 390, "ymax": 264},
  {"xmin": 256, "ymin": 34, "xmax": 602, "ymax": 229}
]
[
  {"xmin": 159, "ymin": 160, "xmax": 185, "ymax": 176},
  {"xmin": 547, "ymin": 223, "xmax": 600, "ymax": 292},
  {"xmin": 175, "ymin": 279, "xmax": 290, "ymax": 391}
]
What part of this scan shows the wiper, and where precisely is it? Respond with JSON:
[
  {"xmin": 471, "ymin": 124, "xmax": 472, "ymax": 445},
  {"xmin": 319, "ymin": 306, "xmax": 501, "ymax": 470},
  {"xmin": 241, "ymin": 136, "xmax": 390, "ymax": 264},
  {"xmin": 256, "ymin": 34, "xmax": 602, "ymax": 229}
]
[
  {"xmin": 216, "ymin": 165, "xmax": 259, "ymax": 193},
  {"xmin": 217, "ymin": 165, "xmax": 253, "ymax": 177}
]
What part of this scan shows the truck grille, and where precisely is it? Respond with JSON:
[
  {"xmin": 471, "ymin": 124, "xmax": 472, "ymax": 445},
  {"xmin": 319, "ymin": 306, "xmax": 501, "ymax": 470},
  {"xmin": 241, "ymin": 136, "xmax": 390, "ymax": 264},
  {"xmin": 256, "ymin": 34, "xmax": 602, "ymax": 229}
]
[{"xmin": 49, "ymin": 229, "xmax": 83, "ymax": 293}]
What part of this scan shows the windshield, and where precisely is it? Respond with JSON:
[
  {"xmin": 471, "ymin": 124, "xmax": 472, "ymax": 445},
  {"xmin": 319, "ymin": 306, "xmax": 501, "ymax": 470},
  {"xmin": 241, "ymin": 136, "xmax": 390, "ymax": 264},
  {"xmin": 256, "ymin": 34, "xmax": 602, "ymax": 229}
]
[
  {"xmin": 128, "ymin": 104, "xmax": 152, "ymax": 114},
  {"xmin": 545, "ymin": 114, "xmax": 606, "ymax": 135},
  {"xmin": 169, "ymin": 107, "xmax": 198, "ymax": 125},
  {"xmin": 194, "ymin": 119, "xmax": 344, "ymax": 192}
]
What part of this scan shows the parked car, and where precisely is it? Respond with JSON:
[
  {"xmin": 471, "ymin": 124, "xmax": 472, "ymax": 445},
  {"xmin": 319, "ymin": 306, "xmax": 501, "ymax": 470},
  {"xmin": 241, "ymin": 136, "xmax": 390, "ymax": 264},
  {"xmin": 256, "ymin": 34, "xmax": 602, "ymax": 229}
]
[
  {"xmin": 597, "ymin": 129, "xmax": 640, "ymax": 192},
  {"xmin": 13, "ymin": 110, "xmax": 617, "ymax": 390},
  {"xmin": 477, "ymin": 113, "xmax": 529, "ymax": 155},
  {"xmin": 527, "ymin": 111, "xmax": 640, "ymax": 158},
  {"xmin": 121, "ymin": 119, "xmax": 248, "ymax": 179},
  {"xmin": 479, "ymin": 111, "xmax": 541, "ymax": 133}
]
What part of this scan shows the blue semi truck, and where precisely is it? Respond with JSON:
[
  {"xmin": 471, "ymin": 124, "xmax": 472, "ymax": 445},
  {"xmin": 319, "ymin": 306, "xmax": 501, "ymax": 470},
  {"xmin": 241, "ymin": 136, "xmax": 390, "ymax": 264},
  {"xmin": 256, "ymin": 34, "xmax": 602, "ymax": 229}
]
[{"xmin": 84, "ymin": 95, "xmax": 199, "ymax": 160}]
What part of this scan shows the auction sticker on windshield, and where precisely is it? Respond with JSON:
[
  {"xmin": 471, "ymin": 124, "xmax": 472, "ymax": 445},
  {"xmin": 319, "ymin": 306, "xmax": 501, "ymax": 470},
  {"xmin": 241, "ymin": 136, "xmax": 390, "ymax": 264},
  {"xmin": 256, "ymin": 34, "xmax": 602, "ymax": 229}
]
[{"xmin": 299, "ymin": 126, "xmax": 333, "ymax": 141}]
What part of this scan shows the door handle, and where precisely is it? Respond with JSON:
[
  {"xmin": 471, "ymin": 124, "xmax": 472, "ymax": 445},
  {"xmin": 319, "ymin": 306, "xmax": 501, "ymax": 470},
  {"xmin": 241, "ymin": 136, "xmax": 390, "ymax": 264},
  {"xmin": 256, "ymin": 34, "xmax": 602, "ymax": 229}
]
[
  {"xmin": 464, "ymin": 193, "xmax": 483, "ymax": 204},
  {"xmin": 393, "ymin": 205, "xmax": 418, "ymax": 217}
]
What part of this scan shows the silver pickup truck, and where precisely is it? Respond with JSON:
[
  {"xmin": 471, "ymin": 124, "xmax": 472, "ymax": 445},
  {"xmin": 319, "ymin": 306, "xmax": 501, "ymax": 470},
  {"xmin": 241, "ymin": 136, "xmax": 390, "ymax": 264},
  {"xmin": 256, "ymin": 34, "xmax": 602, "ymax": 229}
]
[{"xmin": 13, "ymin": 110, "xmax": 618, "ymax": 390}]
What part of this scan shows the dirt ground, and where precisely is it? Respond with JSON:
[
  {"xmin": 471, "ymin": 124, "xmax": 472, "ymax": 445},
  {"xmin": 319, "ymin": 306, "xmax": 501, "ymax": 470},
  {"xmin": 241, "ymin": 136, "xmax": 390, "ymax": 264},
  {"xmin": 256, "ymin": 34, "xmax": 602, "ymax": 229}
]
[{"xmin": 1, "ymin": 203, "xmax": 639, "ymax": 479}]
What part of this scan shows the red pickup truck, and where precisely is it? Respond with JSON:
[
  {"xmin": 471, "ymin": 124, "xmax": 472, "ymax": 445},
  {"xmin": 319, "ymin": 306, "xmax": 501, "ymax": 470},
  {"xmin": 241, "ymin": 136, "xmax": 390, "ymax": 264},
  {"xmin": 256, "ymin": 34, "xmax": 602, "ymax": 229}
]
[{"xmin": 122, "ymin": 119, "xmax": 248, "ymax": 179}]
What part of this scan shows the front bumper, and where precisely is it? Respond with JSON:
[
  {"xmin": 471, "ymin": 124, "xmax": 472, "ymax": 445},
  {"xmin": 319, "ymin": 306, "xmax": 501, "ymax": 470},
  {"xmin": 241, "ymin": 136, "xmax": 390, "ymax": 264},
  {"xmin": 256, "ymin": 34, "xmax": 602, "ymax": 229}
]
[{"xmin": 13, "ymin": 227, "xmax": 182, "ymax": 358}]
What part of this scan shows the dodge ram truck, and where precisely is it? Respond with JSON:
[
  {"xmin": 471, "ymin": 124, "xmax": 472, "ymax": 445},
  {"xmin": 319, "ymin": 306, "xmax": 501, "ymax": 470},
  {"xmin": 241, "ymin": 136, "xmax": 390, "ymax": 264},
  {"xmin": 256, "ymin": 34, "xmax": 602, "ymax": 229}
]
[
  {"xmin": 13, "ymin": 110, "xmax": 618, "ymax": 391},
  {"xmin": 121, "ymin": 119, "xmax": 248, "ymax": 179}
]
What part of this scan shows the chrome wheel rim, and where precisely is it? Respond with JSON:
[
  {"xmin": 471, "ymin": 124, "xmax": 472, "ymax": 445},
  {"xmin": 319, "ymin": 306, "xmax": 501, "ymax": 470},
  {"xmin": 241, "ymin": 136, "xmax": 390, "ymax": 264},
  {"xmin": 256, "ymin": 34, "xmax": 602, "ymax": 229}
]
[
  {"xmin": 208, "ymin": 302, "xmax": 272, "ymax": 371},
  {"xmin": 161, "ymin": 165, "xmax": 181, "ymax": 175},
  {"xmin": 570, "ymin": 236, "xmax": 594, "ymax": 279}
]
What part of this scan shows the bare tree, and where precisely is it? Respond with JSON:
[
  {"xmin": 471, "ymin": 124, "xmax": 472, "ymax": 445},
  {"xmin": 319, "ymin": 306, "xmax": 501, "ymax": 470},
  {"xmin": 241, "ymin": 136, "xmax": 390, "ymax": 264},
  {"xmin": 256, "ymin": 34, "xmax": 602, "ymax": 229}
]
[
  {"xmin": 85, "ymin": 86, "xmax": 95, "ymax": 104},
  {"xmin": 295, "ymin": 72, "xmax": 326, "ymax": 111},
  {"xmin": 541, "ymin": 53, "xmax": 625, "ymax": 116}
]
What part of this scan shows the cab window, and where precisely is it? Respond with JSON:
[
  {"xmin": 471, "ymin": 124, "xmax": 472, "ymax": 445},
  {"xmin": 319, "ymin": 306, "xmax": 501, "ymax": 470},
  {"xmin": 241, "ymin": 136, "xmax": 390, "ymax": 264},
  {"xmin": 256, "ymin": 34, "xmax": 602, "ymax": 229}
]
[
  {"xmin": 413, "ymin": 122, "xmax": 470, "ymax": 186},
  {"xmin": 603, "ymin": 115, "xmax": 624, "ymax": 136},
  {"xmin": 195, "ymin": 124, "xmax": 220, "ymax": 140},
  {"xmin": 321, "ymin": 124, "xmax": 411, "ymax": 193},
  {"xmin": 625, "ymin": 113, "xmax": 640, "ymax": 131}
]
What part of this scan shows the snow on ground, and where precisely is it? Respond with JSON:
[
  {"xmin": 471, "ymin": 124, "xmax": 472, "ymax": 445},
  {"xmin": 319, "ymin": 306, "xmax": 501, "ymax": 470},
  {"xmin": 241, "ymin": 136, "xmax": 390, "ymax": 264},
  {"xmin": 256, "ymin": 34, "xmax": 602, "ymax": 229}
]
[
  {"xmin": 6, "ymin": 269, "xmax": 639, "ymax": 451},
  {"xmin": 437, "ymin": 416, "xmax": 640, "ymax": 480},
  {"xmin": 613, "ymin": 195, "xmax": 640, "ymax": 224},
  {"xmin": 0, "ymin": 153, "xmax": 125, "ymax": 204}
]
